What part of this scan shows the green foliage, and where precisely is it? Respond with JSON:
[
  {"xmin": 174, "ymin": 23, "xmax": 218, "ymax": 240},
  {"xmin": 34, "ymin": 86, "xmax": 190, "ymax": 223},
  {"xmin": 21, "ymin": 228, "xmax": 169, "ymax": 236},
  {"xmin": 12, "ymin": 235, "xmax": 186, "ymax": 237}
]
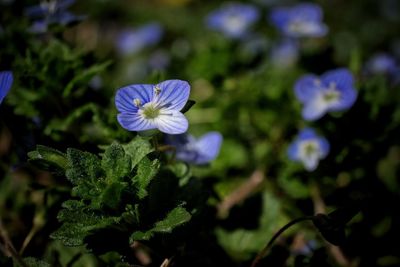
[
  {"xmin": 29, "ymin": 137, "xmax": 193, "ymax": 255},
  {"xmin": 130, "ymin": 206, "xmax": 191, "ymax": 241}
]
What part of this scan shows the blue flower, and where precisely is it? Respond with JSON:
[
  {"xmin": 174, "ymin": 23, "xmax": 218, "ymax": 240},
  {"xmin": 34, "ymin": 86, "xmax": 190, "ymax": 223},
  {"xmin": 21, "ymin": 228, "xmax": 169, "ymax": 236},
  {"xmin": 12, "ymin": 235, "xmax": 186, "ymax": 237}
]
[
  {"xmin": 116, "ymin": 23, "xmax": 163, "ymax": 56},
  {"xmin": 364, "ymin": 53, "xmax": 398, "ymax": 76},
  {"xmin": 166, "ymin": 131, "xmax": 223, "ymax": 165},
  {"xmin": 0, "ymin": 71, "xmax": 13, "ymax": 104},
  {"xmin": 205, "ymin": 3, "xmax": 260, "ymax": 39},
  {"xmin": 115, "ymin": 79, "xmax": 190, "ymax": 134},
  {"xmin": 25, "ymin": 0, "xmax": 85, "ymax": 33},
  {"xmin": 294, "ymin": 68, "xmax": 357, "ymax": 121},
  {"xmin": 287, "ymin": 128, "xmax": 329, "ymax": 171},
  {"xmin": 270, "ymin": 3, "xmax": 328, "ymax": 38},
  {"xmin": 270, "ymin": 38, "xmax": 299, "ymax": 68}
]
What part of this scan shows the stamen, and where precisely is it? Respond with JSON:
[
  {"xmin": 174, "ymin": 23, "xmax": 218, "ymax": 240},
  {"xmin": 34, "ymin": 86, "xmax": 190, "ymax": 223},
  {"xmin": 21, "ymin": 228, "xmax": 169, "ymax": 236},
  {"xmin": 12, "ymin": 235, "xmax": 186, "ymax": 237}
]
[
  {"xmin": 154, "ymin": 85, "xmax": 162, "ymax": 95},
  {"xmin": 133, "ymin": 98, "xmax": 142, "ymax": 107}
]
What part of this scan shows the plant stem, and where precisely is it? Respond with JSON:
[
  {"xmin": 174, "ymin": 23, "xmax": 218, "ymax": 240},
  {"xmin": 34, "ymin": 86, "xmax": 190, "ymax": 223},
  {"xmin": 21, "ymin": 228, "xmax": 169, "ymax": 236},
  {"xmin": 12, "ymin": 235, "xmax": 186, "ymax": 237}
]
[
  {"xmin": 250, "ymin": 216, "xmax": 314, "ymax": 267},
  {"xmin": 0, "ymin": 217, "xmax": 29, "ymax": 267}
]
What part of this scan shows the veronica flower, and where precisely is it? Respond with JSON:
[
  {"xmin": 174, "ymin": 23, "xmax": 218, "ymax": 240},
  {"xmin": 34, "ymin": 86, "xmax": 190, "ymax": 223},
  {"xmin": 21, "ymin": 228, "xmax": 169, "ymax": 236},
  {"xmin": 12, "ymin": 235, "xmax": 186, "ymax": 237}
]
[
  {"xmin": 115, "ymin": 23, "xmax": 163, "ymax": 56},
  {"xmin": 0, "ymin": 71, "xmax": 13, "ymax": 104},
  {"xmin": 364, "ymin": 53, "xmax": 398, "ymax": 76},
  {"xmin": 25, "ymin": 0, "xmax": 85, "ymax": 33},
  {"xmin": 115, "ymin": 79, "xmax": 190, "ymax": 135},
  {"xmin": 205, "ymin": 2, "xmax": 260, "ymax": 39},
  {"xmin": 294, "ymin": 68, "xmax": 357, "ymax": 121},
  {"xmin": 270, "ymin": 3, "xmax": 328, "ymax": 38},
  {"xmin": 287, "ymin": 128, "xmax": 329, "ymax": 171},
  {"xmin": 166, "ymin": 132, "xmax": 223, "ymax": 165}
]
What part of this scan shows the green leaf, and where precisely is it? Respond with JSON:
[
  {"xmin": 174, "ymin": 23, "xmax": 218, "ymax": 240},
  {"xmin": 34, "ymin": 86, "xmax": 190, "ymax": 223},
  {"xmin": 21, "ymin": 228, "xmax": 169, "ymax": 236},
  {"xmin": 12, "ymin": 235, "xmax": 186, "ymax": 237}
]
[
  {"xmin": 28, "ymin": 145, "xmax": 68, "ymax": 174},
  {"xmin": 102, "ymin": 142, "xmax": 131, "ymax": 183},
  {"xmin": 130, "ymin": 207, "xmax": 191, "ymax": 241},
  {"xmin": 123, "ymin": 137, "xmax": 154, "ymax": 169},
  {"xmin": 180, "ymin": 99, "xmax": 196, "ymax": 114},
  {"xmin": 99, "ymin": 182, "xmax": 128, "ymax": 209},
  {"xmin": 14, "ymin": 257, "xmax": 50, "ymax": 267},
  {"xmin": 133, "ymin": 157, "xmax": 160, "ymax": 199},
  {"xmin": 63, "ymin": 61, "xmax": 112, "ymax": 97},
  {"xmin": 52, "ymin": 210, "xmax": 120, "ymax": 246},
  {"xmin": 66, "ymin": 148, "xmax": 103, "ymax": 184}
]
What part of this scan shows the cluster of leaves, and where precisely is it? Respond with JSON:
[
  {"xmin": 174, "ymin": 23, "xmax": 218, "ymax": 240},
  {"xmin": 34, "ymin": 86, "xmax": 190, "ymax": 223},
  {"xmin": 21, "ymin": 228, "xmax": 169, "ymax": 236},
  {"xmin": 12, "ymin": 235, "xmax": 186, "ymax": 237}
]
[{"xmin": 27, "ymin": 137, "xmax": 194, "ymax": 262}]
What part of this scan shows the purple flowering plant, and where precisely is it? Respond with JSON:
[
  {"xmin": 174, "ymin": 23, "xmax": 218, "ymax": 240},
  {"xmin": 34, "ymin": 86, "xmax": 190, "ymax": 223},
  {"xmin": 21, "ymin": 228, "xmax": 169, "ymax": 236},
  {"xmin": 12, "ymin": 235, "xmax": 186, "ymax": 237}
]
[
  {"xmin": 270, "ymin": 3, "xmax": 328, "ymax": 38},
  {"xmin": 115, "ymin": 79, "xmax": 190, "ymax": 135},
  {"xmin": 25, "ymin": 0, "xmax": 85, "ymax": 33},
  {"xmin": 115, "ymin": 22, "xmax": 163, "ymax": 56},
  {"xmin": 205, "ymin": 2, "xmax": 260, "ymax": 39},
  {"xmin": 0, "ymin": 71, "xmax": 13, "ymax": 104},
  {"xmin": 166, "ymin": 131, "xmax": 223, "ymax": 165},
  {"xmin": 294, "ymin": 68, "xmax": 358, "ymax": 121},
  {"xmin": 287, "ymin": 128, "xmax": 330, "ymax": 171}
]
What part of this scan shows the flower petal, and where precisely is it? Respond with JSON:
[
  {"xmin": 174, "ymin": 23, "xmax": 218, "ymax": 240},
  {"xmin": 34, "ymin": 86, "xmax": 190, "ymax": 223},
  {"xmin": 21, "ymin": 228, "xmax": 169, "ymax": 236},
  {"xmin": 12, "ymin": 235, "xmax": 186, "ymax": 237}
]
[
  {"xmin": 155, "ymin": 111, "xmax": 188, "ymax": 134},
  {"xmin": 155, "ymin": 80, "xmax": 190, "ymax": 111},
  {"xmin": 321, "ymin": 68, "xmax": 354, "ymax": 91},
  {"xmin": 302, "ymin": 94, "xmax": 328, "ymax": 121},
  {"xmin": 293, "ymin": 3, "xmax": 323, "ymax": 21},
  {"xmin": 287, "ymin": 141, "xmax": 299, "ymax": 161},
  {"xmin": 297, "ymin": 128, "xmax": 317, "ymax": 140},
  {"xmin": 294, "ymin": 74, "xmax": 320, "ymax": 103},
  {"xmin": 117, "ymin": 113, "xmax": 156, "ymax": 132},
  {"xmin": 318, "ymin": 137, "xmax": 330, "ymax": 158},
  {"xmin": 302, "ymin": 153, "xmax": 319, "ymax": 171},
  {"xmin": 0, "ymin": 71, "xmax": 13, "ymax": 104},
  {"xmin": 195, "ymin": 132, "xmax": 223, "ymax": 164},
  {"xmin": 115, "ymin": 84, "xmax": 154, "ymax": 113}
]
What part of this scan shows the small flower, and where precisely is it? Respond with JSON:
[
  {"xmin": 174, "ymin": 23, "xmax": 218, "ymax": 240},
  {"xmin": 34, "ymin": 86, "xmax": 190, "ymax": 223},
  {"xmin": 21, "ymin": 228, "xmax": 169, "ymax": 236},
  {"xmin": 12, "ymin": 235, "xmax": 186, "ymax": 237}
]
[
  {"xmin": 294, "ymin": 68, "xmax": 357, "ymax": 121},
  {"xmin": 25, "ymin": 0, "xmax": 85, "ymax": 33},
  {"xmin": 115, "ymin": 79, "xmax": 190, "ymax": 134},
  {"xmin": 287, "ymin": 128, "xmax": 329, "ymax": 171},
  {"xmin": 166, "ymin": 131, "xmax": 223, "ymax": 165},
  {"xmin": 270, "ymin": 3, "xmax": 328, "ymax": 38},
  {"xmin": 364, "ymin": 53, "xmax": 398, "ymax": 76},
  {"xmin": 205, "ymin": 2, "xmax": 260, "ymax": 39},
  {"xmin": 115, "ymin": 23, "xmax": 163, "ymax": 56},
  {"xmin": 0, "ymin": 71, "xmax": 13, "ymax": 104},
  {"xmin": 270, "ymin": 38, "xmax": 299, "ymax": 68}
]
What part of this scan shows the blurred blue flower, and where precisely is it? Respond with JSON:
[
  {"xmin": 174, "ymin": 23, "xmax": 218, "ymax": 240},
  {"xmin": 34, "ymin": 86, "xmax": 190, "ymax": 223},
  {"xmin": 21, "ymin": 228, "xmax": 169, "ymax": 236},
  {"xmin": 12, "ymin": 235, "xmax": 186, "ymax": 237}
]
[
  {"xmin": 365, "ymin": 53, "xmax": 398, "ymax": 76},
  {"xmin": 0, "ymin": 71, "xmax": 13, "ymax": 104},
  {"xmin": 294, "ymin": 68, "xmax": 357, "ymax": 121},
  {"xmin": 287, "ymin": 128, "xmax": 329, "ymax": 171},
  {"xmin": 25, "ymin": 0, "xmax": 85, "ymax": 33},
  {"xmin": 166, "ymin": 131, "xmax": 223, "ymax": 165},
  {"xmin": 205, "ymin": 2, "xmax": 260, "ymax": 39},
  {"xmin": 270, "ymin": 38, "xmax": 299, "ymax": 68},
  {"xmin": 116, "ymin": 23, "xmax": 163, "ymax": 56},
  {"xmin": 270, "ymin": 3, "xmax": 328, "ymax": 38},
  {"xmin": 115, "ymin": 79, "xmax": 190, "ymax": 134}
]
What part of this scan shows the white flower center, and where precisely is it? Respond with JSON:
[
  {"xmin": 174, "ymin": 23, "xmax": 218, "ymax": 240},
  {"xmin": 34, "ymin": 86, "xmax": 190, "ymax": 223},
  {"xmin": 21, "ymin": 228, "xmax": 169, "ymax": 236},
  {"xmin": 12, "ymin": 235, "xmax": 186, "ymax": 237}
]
[{"xmin": 224, "ymin": 14, "xmax": 246, "ymax": 33}]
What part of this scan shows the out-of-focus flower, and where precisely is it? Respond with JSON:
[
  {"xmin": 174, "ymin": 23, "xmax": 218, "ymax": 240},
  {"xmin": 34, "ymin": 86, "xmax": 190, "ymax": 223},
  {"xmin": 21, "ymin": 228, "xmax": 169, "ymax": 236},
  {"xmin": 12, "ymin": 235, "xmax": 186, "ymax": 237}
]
[
  {"xmin": 287, "ymin": 128, "xmax": 329, "ymax": 171},
  {"xmin": 270, "ymin": 38, "xmax": 299, "ymax": 68},
  {"xmin": 115, "ymin": 23, "xmax": 163, "ymax": 56},
  {"xmin": 115, "ymin": 79, "xmax": 190, "ymax": 134},
  {"xmin": 205, "ymin": 2, "xmax": 260, "ymax": 39},
  {"xmin": 0, "ymin": 71, "xmax": 13, "ymax": 104},
  {"xmin": 25, "ymin": 0, "xmax": 85, "ymax": 33},
  {"xmin": 166, "ymin": 131, "xmax": 223, "ymax": 165},
  {"xmin": 364, "ymin": 53, "xmax": 398, "ymax": 76},
  {"xmin": 294, "ymin": 68, "xmax": 357, "ymax": 121},
  {"xmin": 270, "ymin": 3, "xmax": 328, "ymax": 38}
]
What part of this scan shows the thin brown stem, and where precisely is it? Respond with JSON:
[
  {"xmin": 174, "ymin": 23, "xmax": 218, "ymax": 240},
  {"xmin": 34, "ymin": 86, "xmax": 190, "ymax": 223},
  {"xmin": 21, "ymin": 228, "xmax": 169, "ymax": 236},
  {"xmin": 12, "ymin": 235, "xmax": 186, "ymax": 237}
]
[
  {"xmin": 0, "ymin": 217, "xmax": 28, "ymax": 267},
  {"xmin": 250, "ymin": 216, "xmax": 314, "ymax": 267}
]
